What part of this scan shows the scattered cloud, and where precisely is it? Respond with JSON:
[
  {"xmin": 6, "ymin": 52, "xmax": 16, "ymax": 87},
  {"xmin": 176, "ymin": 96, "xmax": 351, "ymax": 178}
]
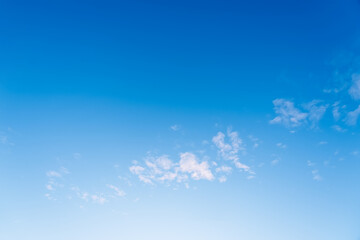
[
  {"xmin": 91, "ymin": 194, "xmax": 106, "ymax": 204},
  {"xmin": 170, "ymin": 124, "xmax": 181, "ymax": 131},
  {"xmin": 212, "ymin": 130, "xmax": 253, "ymax": 174},
  {"xmin": 332, "ymin": 102, "xmax": 340, "ymax": 121},
  {"xmin": 218, "ymin": 176, "xmax": 227, "ymax": 183},
  {"xmin": 215, "ymin": 166, "xmax": 232, "ymax": 174},
  {"xmin": 345, "ymin": 105, "xmax": 360, "ymax": 125},
  {"xmin": 348, "ymin": 74, "xmax": 360, "ymax": 100},
  {"xmin": 311, "ymin": 170, "xmax": 322, "ymax": 181},
  {"xmin": 179, "ymin": 152, "xmax": 214, "ymax": 180},
  {"xmin": 332, "ymin": 125, "xmax": 347, "ymax": 132},
  {"xmin": 271, "ymin": 158, "xmax": 280, "ymax": 166},
  {"xmin": 46, "ymin": 171, "xmax": 62, "ymax": 178},
  {"xmin": 270, "ymin": 99, "xmax": 308, "ymax": 127},
  {"xmin": 303, "ymin": 100, "xmax": 328, "ymax": 128},
  {"xmin": 248, "ymin": 135, "xmax": 260, "ymax": 149},
  {"xmin": 307, "ymin": 160, "xmax": 322, "ymax": 181},
  {"xmin": 129, "ymin": 152, "xmax": 214, "ymax": 185},
  {"xmin": 276, "ymin": 143, "xmax": 287, "ymax": 149},
  {"xmin": 107, "ymin": 184, "xmax": 126, "ymax": 197},
  {"xmin": 307, "ymin": 160, "xmax": 315, "ymax": 167}
]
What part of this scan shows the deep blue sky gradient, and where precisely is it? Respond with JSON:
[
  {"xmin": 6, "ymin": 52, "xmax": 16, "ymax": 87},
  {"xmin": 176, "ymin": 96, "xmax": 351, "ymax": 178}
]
[{"xmin": 1, "ymin": 1, "xmax": 360, "ymax": 240}]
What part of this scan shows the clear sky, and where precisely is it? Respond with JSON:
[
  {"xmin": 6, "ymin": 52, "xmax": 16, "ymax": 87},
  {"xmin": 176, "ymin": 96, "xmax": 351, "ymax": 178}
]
[{"xmin": 1, "ymin": 0, "xmax": 360, "ymax": 239}]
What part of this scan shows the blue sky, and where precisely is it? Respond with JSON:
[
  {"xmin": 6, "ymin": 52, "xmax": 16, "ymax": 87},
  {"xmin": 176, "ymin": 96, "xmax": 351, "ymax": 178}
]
[{"xmin": 1, "ymin": 0, "xmax": 360, "ymax": 239}]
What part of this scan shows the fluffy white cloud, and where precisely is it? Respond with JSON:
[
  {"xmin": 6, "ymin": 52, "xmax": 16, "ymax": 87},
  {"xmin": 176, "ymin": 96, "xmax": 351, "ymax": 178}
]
[
  {"xmin": 155, "ymin": 155, "xmax": 173, "ymax": 170},
  {"xmin": 348, "ymin": 74, "xmax": 360, "ymax": 100},
  {"xmin": 179, "ymin": 152, "xmax": 214, "ymax": 181}
]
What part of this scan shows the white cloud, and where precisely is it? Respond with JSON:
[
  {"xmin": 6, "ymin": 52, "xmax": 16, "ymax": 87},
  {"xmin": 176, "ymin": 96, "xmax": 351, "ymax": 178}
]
[
  {"xmin": 155, "ymin": 155, "xmax": 173, "ymax": 170},
  {"xmin": 212, "ymin": 132, "xmax": 233, "ymax": 156},
  {"xmin": 311, "ymin": 170, "xmax": 322, "ymax": 181},
  {"xmin": 345, "ymin": 105, "xmax": 360, "ymax": 125},
  {"xmin": 215, "ymin": 166, "xmax": 232, "ymax": 174},
  {"xmin": 218, "ymin": 176, "xmax": 227, "ymax": 183},
  {"xmin": 179, "ymin": 152, "xmax": 214, "ymax": 181},
  {"xmin": 170, "ymin": 124, "xmax": 180, "ymax": 131},
  {"xmin": 73, "ymin": 153, "xmax": 82, "ymax": 159},
  {"xmin": 307, "ymin": 160, "xmax": 315, "ymax": 167},
  {"xmin": 129, "ymin": 152, "xmax": 214, "ymax": 184},
  {"xmin": 348, "ymin": 74, "xmax": 360, "ymax": 100},
  {"xmin": 212, "ymin": 130, "xmax": 253, "ymax": 174},
  {"xmin": 44, "ymin": 193, "xmax": 55, "ymax": 200},
  {"xmin": 270, "ymin": 99, "xmax": 308, "ymax": 127},
  {"xmin": 303, "ymin": 100, "xmax": 328, "ymax": 128},
  {"xmin": 80, "ymin": 192, "xmax": 89, "ymax": 201},
  {"xmin": 234, "ymin": 161, "xmax": 251, "ymax": 172},
  {"xmin": 332, "ymin": 102, "xmax": 341, "ymax": 121},
  {"xmin": 107, "ymin": 185, "xmax": 126, "ymax": 197},
  {"xmin": 138, "ymin": 175, "xmax": 153, "ymax": 184},
  {"xmin": 270, "ymin": 99, "xmax": 327, "ymax": 128},
  {"xmin": 91, "ymin": 195, "xmax": 106, "ymax": 204},
  {"xmin": 129, "ymin": 166, "xmax": 145, "ymax": 175},
  {"xmin": 248, "ymin": 135, "xmax": 260, "ymax": 149},
  {"xmin": 276, "ymin": 143, "xmax": 287, "ymax": 149},
  {"xmin": 332, "ymin": 125, "xmax": 347, "ymax": 132},
  {"xmin": 271, "ymin": 158, "xmax": 280, "ymax": 166},
  {"xmin": 46, "ymin": 171, "xmax": 61, "ymax": 178}
]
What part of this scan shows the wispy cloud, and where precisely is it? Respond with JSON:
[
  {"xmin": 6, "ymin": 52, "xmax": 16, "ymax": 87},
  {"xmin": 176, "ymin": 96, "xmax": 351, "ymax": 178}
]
[
  {"xmin": 212, "ymin": 130, "xmax": 253, "ymax": 174},
  {"xmin": 311, "ymin": 170, "xmax": 322, "ymax": 181},
  {"xmin": 107, "ymin": 185, "xmax": 126, "ymax": 197},
  {"xmin": 46, "ymin": 171, "xmax": 62, "ymax": 178},
  {"xmin": 345, "ymin": 105, "xmax": 360, "ymax": 125},
  {"xmin": 276, "ymin": 143, "xmax": 287, "ymax": 149},
  {"xmin": 270, "ymin": 99, "xmax": 308, "ymax": 127},
  {"xmin": 170, "ymin": 124, "xmax": 181, "ymax": 131},
  {"xmin": 129, "ymin": 152, "xmax": 214, "ymax": 185},
  {"xmin": 348, "ymin": 74, "xmax": 360, "ymax": 100},
  {"xmin": 91, "ymin": 194, "xmax": 106, "ymax": 204},
  {"xmin": 270, "ymin": 99, "xmax": 328, "ymax": 128},
  {"xmin": 303, "ymin": 100, "xmax": 328, "ymax": 128}
]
